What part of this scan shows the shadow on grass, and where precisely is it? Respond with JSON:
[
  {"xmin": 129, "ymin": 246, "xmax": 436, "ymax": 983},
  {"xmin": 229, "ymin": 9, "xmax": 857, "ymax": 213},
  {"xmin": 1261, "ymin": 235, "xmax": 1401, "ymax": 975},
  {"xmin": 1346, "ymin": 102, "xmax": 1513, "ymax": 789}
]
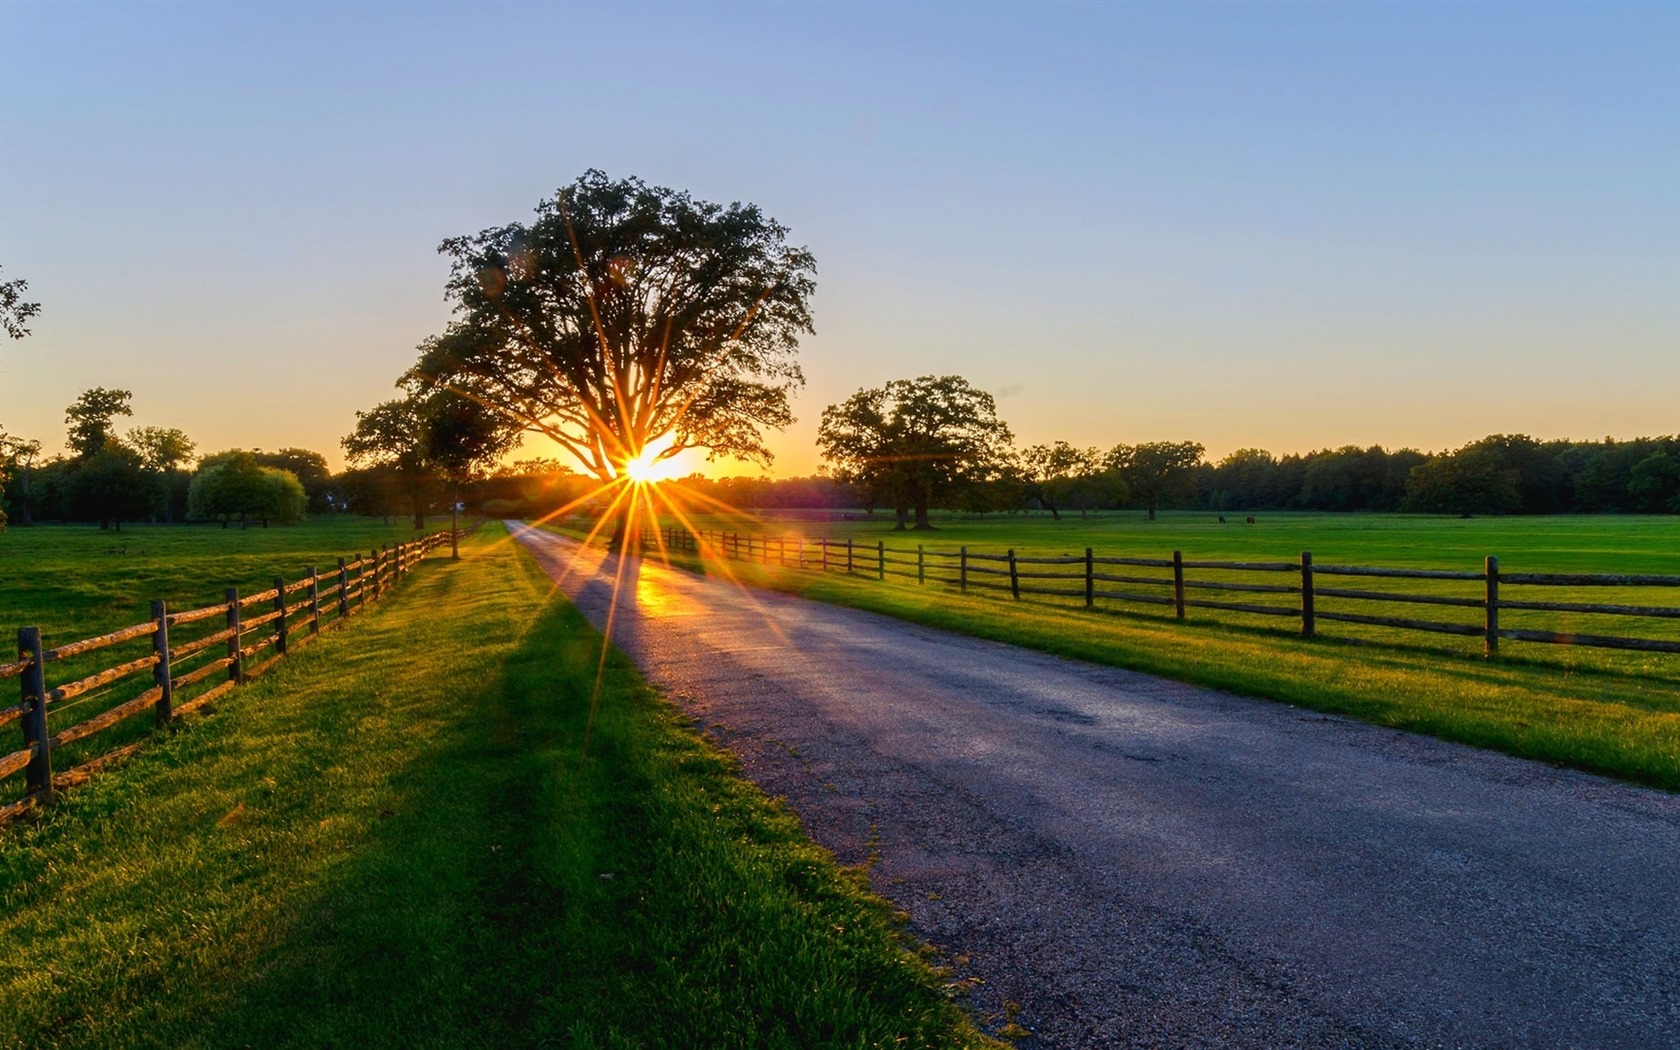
[
  {"xmin": 185, "ymin": 594, "xmax": 637, "ymax": 1047},
  {"xmin": 168, "ymin": 551, "xmax": 978, "ymax": 1049}
]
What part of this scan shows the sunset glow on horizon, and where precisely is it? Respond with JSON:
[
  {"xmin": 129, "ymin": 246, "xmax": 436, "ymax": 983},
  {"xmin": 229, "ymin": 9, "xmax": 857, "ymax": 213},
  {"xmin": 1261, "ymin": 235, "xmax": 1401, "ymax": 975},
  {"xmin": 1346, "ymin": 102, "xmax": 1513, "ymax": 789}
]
[{"xmin": 3, "ymin": 4, "xmax": 1676, "ymax": 474}]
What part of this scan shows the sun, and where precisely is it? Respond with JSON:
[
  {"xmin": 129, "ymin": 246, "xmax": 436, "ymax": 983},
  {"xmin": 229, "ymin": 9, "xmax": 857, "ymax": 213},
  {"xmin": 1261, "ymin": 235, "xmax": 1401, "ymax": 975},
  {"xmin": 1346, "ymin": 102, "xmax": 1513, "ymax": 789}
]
[{"xmin": 622, "ymin": 434, "xmax": 681, "ymax": 484}]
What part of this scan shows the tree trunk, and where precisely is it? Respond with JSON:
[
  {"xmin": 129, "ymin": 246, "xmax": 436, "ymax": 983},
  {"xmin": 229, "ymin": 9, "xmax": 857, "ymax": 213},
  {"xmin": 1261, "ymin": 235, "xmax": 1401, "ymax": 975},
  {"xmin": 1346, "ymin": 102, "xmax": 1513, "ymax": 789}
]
[
  {"xmin": 607, "ymin": 500, "xmax": 636, "ymax": 552},
  {"xmin": 411, "ymin": 493, "xmax": 425, "ymax": 530},
  {"xmin": 893, "ymin": 505, "xmax": 909, "ymax": 530},
  {"xmin": 1147, "ymin": 502, "xmax": 1157, "ymax": 521},
  {"xmin": 912, "ymin": 491, "xmax": 933, "ymax": 530},
  {"xmin": 15, "ymin": 470, "xmax": 31, "ymax": 526}
]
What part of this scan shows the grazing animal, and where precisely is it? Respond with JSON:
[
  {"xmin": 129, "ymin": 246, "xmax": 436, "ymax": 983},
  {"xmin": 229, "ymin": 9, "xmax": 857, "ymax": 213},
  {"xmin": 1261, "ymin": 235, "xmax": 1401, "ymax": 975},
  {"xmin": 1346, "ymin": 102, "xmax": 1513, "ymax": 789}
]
[{"xmin": 1245, "ymin": 516, "xmax": 1256, "ymax": 525}]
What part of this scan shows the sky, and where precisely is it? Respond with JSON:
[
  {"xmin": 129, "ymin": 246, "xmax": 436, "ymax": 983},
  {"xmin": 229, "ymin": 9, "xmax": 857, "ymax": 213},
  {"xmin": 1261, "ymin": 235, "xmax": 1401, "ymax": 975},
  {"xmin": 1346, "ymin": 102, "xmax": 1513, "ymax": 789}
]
[{"xmin": 2, "ymin": 2, "xmax": 1677, "ymax": 476}]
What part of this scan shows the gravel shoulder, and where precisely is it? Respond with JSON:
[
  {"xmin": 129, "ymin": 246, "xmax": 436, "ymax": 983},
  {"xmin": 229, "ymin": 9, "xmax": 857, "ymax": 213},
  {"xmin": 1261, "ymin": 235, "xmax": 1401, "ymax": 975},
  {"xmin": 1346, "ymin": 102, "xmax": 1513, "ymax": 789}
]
[{"xmin": 513, "ymin": 524, "xmax": 1680, "ymax": 1049}]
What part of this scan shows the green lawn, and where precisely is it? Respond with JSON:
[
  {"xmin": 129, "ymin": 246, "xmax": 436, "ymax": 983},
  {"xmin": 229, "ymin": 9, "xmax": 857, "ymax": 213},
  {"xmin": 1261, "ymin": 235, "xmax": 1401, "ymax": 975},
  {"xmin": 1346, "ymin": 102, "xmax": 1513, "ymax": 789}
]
[
  {"xmin": 0, "ymin": 525, "xmax": 995, "ymax": 1049},
  {"xmin": 651, "ymin": 508, "xmax": 1680, "ymax": 574},
  {"xmin": 545, "ymin": 510, "xmax": 1680, "ymax": 790},
  {"xmin": 0, "ymin": 518, "xmax": 454, "ymax": 809},
  {"xmin": 0, "ymin": 517, "xmax": 444, "ymax": 644}
]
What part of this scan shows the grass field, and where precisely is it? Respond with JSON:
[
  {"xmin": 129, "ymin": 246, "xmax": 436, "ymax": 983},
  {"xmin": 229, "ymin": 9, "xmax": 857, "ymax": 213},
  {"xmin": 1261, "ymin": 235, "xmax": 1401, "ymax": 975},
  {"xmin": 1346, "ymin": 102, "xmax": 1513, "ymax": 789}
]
[
  {"xmin": 0, "ymin": 517, "xmax": 442, "ymax": 643},
  {"xmin": 545, "ymin": 510, "xmax": 1680, "ymax": 790},
  {"xmin": 659, "ymin": 508, "xmax": 1680, "ymax": 574},
  {"xmin": 0, "ymin": 525, "xmax": 995, "ymax": 1049},
  {"xmin": 0, "ymin": 518, "xmax": 453, "ymax": 809}
]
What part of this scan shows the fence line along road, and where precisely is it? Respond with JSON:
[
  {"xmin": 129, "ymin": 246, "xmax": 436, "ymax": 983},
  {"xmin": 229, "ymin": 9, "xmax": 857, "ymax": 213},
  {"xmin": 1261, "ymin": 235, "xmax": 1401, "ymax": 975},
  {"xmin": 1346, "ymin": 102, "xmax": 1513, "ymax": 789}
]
[
  {"xmin": 641, "ymin": 526, "xmax": 1680, "ymax": 661},
  {"xmin": 1, "ymin": 528, "xmax": 465, "ymax": 823}
]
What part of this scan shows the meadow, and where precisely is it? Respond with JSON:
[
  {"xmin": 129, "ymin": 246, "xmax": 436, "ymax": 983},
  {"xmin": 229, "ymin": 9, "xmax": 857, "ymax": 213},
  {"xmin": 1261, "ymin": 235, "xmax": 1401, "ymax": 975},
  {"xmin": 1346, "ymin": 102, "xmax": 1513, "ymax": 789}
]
[
  {"xmin": 0, "ymin": 518, "xmax": 450, "ymax": 809},
  {"xmin": 0, "ymin": 517, "xmax": 439, "ymax": 643},
  {"xmin": 0, "ymin": 525, "xmax": 994, "ymax": 1048},
  {"xmin": 553, "ymin": 509, "xmax": 1680, "ymax": 790}
]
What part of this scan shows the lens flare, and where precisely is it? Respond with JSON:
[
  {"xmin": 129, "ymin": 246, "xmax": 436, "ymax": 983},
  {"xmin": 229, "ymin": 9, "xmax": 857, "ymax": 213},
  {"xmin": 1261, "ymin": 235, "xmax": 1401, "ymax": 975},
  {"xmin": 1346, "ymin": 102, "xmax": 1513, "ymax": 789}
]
[{"xmin": 622, "ymin": 434, "xmax": 680, "ymax": 484}]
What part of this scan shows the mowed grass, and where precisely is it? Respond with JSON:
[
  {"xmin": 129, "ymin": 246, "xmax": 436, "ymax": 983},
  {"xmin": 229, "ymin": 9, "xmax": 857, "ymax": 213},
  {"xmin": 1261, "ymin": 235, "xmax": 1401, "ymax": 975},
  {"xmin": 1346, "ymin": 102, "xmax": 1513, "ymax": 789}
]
[
  {"xmin": 551, "ymin": 510, "xmax": 1680, "ymax": 790},
  {"xmin": 662, "ymin": 508, "xmax": 1680, "ymax": 574},
  {"xmin": 0, "ymin": 526, "xmax": 994, "ymax": 1049},
  {"xmin": 0, "ymin": 517, "xmax": 442, "ymax": 644},
  {"xmin": 0, "ymin": 518, "xmax": 451, "ymax": 809}
]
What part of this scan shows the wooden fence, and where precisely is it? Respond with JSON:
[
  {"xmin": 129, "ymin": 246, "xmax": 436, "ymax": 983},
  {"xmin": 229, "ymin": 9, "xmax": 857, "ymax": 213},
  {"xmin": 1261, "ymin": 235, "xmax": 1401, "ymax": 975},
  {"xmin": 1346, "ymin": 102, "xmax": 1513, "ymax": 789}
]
[
  {"xmin": 1, "ymin": 529, "xmax": 455, "ymax": 821},
  {"xmin": 644, "ymin": 527, "xmax": 1680, "ymax": 661}
]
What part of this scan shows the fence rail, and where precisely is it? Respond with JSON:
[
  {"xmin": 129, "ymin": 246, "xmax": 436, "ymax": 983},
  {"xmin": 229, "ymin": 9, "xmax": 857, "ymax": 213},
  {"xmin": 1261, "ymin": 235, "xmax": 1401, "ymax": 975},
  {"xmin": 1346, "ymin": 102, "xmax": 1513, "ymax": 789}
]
[
  {"xmin": 641, "ymin": 526, "xmax": 1680, "ymax": 662},
  {"xmin": 3, "ymin": 529, "xmax": 460, "ymax": 822}
]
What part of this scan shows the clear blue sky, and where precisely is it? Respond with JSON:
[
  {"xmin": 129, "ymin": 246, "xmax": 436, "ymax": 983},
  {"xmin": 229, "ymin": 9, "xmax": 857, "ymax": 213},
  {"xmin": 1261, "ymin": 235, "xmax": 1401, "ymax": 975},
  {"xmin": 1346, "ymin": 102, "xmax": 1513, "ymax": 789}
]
[{"xmin": 2, "ymin": 2, "xmax": 1676, "ymax": 475}]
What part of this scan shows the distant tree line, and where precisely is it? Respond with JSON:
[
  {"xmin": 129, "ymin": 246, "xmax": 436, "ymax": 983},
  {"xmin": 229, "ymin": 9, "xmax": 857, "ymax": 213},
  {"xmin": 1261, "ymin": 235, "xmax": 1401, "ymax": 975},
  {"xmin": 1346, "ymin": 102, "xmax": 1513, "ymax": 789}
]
[
  {"xmin": 0, "ymin": 388, "xmax": 326, "ymax": 530},
  {"xmin": 803, "ymin": 375, "xmax": 1680, "ymax": 523},
  {"xmin": 6, "ymin": 380, "xmax": 1677, "ymax": 531}
]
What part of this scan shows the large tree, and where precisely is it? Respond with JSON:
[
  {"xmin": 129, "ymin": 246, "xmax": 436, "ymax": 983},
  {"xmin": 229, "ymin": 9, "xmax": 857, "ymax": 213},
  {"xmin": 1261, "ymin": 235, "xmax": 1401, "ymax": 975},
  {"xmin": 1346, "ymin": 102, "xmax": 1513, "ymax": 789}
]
[
  {"xmin": 1105, "ymin": 441, "xmax": 1205, "ymax": 520},
  {"xmin": 409, "ymin": 170, "xmax": 816, "ymax": 546},
  {"xmin": 189, "ymin": 451, "xmax": 306, "ymax": 527},
  {"xmin": 128, "ymin": 426, "xmax": 197, "ymax": 522},
  {"xmin": 66, "ymin": 444, "xmax": 154, "ymax": 530},
  {"xmin": 1019, "ymin": 441, "xmax": 1102, "ymax": 520},
  {"xmin": 817, "ymin": 375, "xmax": 1014, "ymax": 530},
  {"xmin": 65, "ymin": 387, "xmax": 134, "ymax": 460},
  {"xmin": 420, "ymin": 389, "xmax": 520, "ymax": 556},
  {"xmin": 342, "ymin": 395, "xmax": 435, "ymax": 529},
  {"xmin": 254, "ymin": 448, "xmax": 333, "ymax": 513},
  {"xmin": 1, "ymin": 265, "xmax": 41, "ymax": 340}
]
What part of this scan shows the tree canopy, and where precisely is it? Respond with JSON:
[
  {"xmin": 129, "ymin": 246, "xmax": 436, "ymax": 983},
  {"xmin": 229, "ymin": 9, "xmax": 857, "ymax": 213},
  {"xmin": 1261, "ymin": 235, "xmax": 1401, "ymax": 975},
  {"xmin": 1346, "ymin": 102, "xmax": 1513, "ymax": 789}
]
[
  {"xmin": 409, "ymin": 170, "xmax": 816, "ymax": 490},
  {"xmin": 0, "ymin": 265, "xmax": 40, "ymax": 340},
  {"xmin": 1104, "ymin": 441, "xmax": 1204, "ymax": 520},
  {"xmin": 65, "ymin": 388, "xmax": 134, "ymax": 459},
  {"xmin": 343, "ymin": 384, "xmax": 516, "ymax": 528},
  {"xmin": 817, "ymin": 375, "xmax": 1013, "ymax": 530},
  {"xmin": 1019, "ymin": 441, "xmax": 1103, "ymax": 521},
  {"xmin": 189, "ymin": 451, "xmax": 306, "ymax": 526}
]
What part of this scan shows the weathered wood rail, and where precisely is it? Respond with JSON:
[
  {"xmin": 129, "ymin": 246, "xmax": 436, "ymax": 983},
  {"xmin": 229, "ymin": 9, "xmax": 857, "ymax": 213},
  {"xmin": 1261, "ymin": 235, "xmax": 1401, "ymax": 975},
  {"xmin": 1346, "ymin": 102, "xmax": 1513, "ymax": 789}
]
[
  {"xmin": 643, "ymin": 526, "xmax": 1680, "ymax": 662},
  {"xmin": 2, "ymin": 529, "xmax": 456, "ymax": 821}
]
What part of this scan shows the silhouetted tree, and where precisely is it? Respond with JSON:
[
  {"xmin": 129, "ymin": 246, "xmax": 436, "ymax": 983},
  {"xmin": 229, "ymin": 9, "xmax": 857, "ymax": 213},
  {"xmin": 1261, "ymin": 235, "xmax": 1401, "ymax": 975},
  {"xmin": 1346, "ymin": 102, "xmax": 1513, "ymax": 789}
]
[
  {"xmin": 1105, "ymin": 441, "xmax": 1204, "ymax": 520},
  {"xmin": 410, "ymin": 170, "xmax": 816, "ymax": 548},
  {"xmin": 66, "ymin": 444, "xmax": 153, "ymax": 530},
  {"xmin": 818, "ymin": 375, "xmax": 1014, "ymax": 530},
  {"xmin": 0, "ymin": 265, "xmax": 40, "ymax": 340},
  {"xmin": 1019, "ymin": 442, "xmax": 1102, "ymax": 520},
  {"xmin": 65, "ymin": 388, "xmax": 134, "ymax": 460}
]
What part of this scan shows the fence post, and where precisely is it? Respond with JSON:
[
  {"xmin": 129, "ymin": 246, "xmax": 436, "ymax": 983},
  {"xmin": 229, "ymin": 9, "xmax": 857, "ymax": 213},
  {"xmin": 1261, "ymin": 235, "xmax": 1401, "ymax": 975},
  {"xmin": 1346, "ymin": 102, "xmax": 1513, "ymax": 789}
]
[
  {"xmin": 1485, "ymin": 555, "xmax": 1500, "ymax": 657},
  {"xmin": 1172, "ymin": 550, "xmax": 1186, "ymax": 620},
  {"xmin": 226, "ymin": 587, "xmax": 243, "ymax": 684},
  {"xmin": 1008, "ymin": 549, "xmax": 1020, "ymax": 599},
  {"xmin": 960, "ymin": 546, "xmax": 968, "ymax": 594},
  {"xmin": 19, "ymin": 626, "xmax": 52, "ymax": 798},
  {"xmin": 847, "ymin": 537, "xmax": 854, "ymax": 575},
  {"xmin": 151, "ymin": 600, "xmax": 173, "ymax": 725},
  {"xmin": 1300, "ymin": 551, "xmax": 1315, "ymax": 638},
  {"xmin": 274, "ymin": 577, "xmax": 288, "ymax": 656},
  {"xmin": 878, "ymin": 541, "xmax": 885, "ymax": 581},
  {"xmin": 1085, "ymin": 547, "xmax": 1094, "ymax": 609},
  {"xmin": 918, "ymin": 544, "xmax": 925, "ymax": 586},
  {"xmin": 337, "ymin": 557, "xmax": 349, "ymax": 620},
  {"xmin": 309, "ymin": 567, "xmax": 321, "ymax": 635},
  {"xmin": 798, "ymin": 536, "xmax": 805, "ymax": 570},
  {"xmin": 821, "ymin": 537, "xmax": 829, "ymax": 573}
]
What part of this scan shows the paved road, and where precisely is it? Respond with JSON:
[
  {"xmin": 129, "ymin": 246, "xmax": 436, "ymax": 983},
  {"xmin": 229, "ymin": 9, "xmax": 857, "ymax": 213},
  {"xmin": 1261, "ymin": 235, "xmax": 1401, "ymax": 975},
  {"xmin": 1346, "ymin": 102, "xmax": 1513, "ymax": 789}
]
[{"xmin": 512, "ymin": 524, "xmax": 1680, "ymax": 1048}]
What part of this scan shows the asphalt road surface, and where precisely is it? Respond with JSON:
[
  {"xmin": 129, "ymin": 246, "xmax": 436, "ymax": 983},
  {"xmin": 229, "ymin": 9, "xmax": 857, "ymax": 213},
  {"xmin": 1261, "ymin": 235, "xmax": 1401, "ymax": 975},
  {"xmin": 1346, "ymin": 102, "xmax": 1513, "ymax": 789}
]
[{"xmin": 511, "ymin": 524, "xmax": 1680, "ymax": 1049}]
